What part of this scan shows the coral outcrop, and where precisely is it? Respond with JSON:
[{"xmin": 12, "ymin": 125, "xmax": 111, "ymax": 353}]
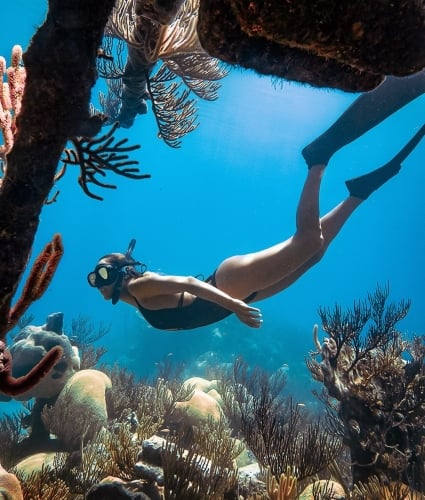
[
  {"xmin": 197, "ymin": 0, "xmax": 425, "ymax": 92},
  {"xmin": 307, "ymin": 285, "xmax": 425, "ymax": 491}
]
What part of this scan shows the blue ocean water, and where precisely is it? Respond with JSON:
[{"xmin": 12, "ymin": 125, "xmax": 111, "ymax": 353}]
[{"xmin": 1, "ymin": 2, "xmax": 425, "ymax": 410}]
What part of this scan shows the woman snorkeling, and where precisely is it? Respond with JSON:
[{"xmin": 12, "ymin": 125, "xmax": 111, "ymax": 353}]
[{"xmin": 88, "ymin": 72, "xmax": 425, "ymax": 331}]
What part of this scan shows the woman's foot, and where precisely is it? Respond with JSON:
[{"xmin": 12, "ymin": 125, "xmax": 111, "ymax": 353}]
[
  {"xmin": 302, "ymin": 72, "xmax": 425, "ymax": 169},
  {"xmin": 345, "ymin": 123, "xmax": 425, "ymax": 199}
]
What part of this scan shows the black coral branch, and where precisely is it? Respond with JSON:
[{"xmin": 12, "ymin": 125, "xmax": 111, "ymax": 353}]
[{"xmin": 62, "ymin": 122, "xmax": 150, "ymax": 200}]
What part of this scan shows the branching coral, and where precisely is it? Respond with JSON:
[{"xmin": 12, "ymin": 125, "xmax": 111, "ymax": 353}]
[
  {"xmin": 98, "ymin": 0, "xmax": 228, "ymax": 146},
  {"xmin": 217, "ymin": 358, "xmax": 342, "ymax": 484},
  {"xmin": 266, "ymin": 466, "xmax": 297, "ymax": 500},
  {"xmin": 14, "ymin": 463, "xmax": 70, "ymax": 500},
  {"xmin": 351, "ymin": 474, "xmax": 423, "ymax": 500},
  {"xmin": 191, "ymin": 416, "xmax": 244, "ymax": 470},
  {"xmin": 145, "ymin": 65, "xmax": 198, "ymax": 148},
  {"xmin": 0, "ymin": 409, "xmax": 29, "ymax": 470},
  {"xmin": 68, "ymin": 315, "xmax": 110, "ymax": 369},
  {"xmin": 61, "ymin": 122, "xmax": 150, "ymax": 200},
  {"xmin": 307, "ymin": 284, "xmax": 425, "ymax": 490},
  {"xmin": 161, "ymin": 432, "xmax": 238, "ymax": 499}
]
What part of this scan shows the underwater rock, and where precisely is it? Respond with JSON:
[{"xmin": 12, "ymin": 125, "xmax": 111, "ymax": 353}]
[
  {"xmin": 139, "ymin": 435, "xmax": 166, "ymax": 467},
  {"xmin": 46, "ymin": 369, "xmax": 112, "ymax": 449},
  {"xmin": 0, "ymin": 464, "xmax": 23, "ymax": 500},
  {"xmin": 8, "ymin": 316, "xmax": 80, "ymax": 400},
  {"xmin": 86, "ymin": 480, "xmax": 151, "ymax": 499},
  {"xmin": 197, "ymin": 0, "xmax": 425, "ymax": 92}
]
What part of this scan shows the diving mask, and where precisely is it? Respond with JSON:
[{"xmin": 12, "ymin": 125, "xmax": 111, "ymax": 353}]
[
  {"xmin": 87, "ymin": 264, "xmax": 120, "ymax": 288},
  {"xmin": 87, "ymin": 238, "xmax": 142, "ymax": 289}
]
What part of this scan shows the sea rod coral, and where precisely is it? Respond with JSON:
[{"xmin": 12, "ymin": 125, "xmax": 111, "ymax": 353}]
[{"xmin": 0, "ymin": 0, "xmax": 115, "ymax": 396}]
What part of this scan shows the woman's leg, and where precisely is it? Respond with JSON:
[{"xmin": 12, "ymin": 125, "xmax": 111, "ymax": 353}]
[
  {"xmin": 302, "ymin": 71, "xmax": 425, "ymax": 168},
  {"xmin": 216, "ymin": 123, "xmax": 425, "ymax": 300},
  {"xmin": 215, "ymin": 165, "xmax": 326, "ymax": 298},
  {"xmin": 253, "ymin": 197, "xmax": 361, "ymax": 300}
]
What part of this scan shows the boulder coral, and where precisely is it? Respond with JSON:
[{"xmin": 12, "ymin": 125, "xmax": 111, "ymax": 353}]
[
  {"xmin": 44, "ymin": 369, "xmax": 112, "ymax": 448},
  {"xmin": 171, "ymin": 389, "xmax": 223, "ymax": 427}
]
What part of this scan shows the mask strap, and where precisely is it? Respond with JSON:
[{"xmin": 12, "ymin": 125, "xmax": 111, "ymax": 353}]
[{"xmin": 111, "ymin": 271, "xmax": 124, "ymax": 305}]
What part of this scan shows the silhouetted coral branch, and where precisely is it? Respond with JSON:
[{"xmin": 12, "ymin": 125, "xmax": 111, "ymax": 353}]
[{"xmin": 62, "ymin": 122, "xmax": 149, "ymax": 200}]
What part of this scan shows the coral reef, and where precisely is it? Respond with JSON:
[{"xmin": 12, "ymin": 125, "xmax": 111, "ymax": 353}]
[
  {"xmin": 197, "ymin": 0, "xmax": 425, "ymax": 92},
  {"xmin": 307, "ymin": 285, "xmax": 425, "ymax": 491},
  {"xmin": 2, "ymin": 338, "xmax": 424, "ymax": 498}
]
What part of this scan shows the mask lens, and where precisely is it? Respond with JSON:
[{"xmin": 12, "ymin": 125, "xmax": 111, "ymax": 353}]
[
  {"xmin": 98, "ymin": 267, "xmax": 109, "ymax": 280},
  {"xmin": 87, "ymin": 264, "xmax": 119, "ymax": 288},
  {"xmin": 87, "ymin": 272, "xmax": 97, "ymax": 287}
]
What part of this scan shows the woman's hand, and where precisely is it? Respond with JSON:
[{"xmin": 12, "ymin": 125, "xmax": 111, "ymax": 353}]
[{"xmin": 232, "ymin": 300, "xmax": 263, "ymax": 328}]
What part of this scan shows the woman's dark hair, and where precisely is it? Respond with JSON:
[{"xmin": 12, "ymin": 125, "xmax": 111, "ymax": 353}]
[{"xmin": 99, "ymin": 253, "xmax": 145, "ymax": 276}]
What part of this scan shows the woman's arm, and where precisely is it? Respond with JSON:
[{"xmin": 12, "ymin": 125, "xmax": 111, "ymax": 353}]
[{"xmin": 128, "ymin": 273, "xmax": 263, "ymax": 328}]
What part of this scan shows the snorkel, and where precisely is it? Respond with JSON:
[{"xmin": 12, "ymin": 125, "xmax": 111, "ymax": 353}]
[{"xmin": 110, "ymin": 238, "xmax": 141, "ymax": 305}]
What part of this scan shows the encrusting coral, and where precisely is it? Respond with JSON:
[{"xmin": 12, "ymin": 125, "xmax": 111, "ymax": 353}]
[{"xmin": 307, "ymin": 284, "xmax": 425, "ymax": 491}]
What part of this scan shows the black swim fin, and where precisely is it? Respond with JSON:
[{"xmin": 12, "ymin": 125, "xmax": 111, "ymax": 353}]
[
  {"xmin": 345, "ymin": 123, "xmax": 425, "ymax": 200},
  {"xmin": 302, "ymin": 72, "xmax": 425, "ymax": 168}
]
